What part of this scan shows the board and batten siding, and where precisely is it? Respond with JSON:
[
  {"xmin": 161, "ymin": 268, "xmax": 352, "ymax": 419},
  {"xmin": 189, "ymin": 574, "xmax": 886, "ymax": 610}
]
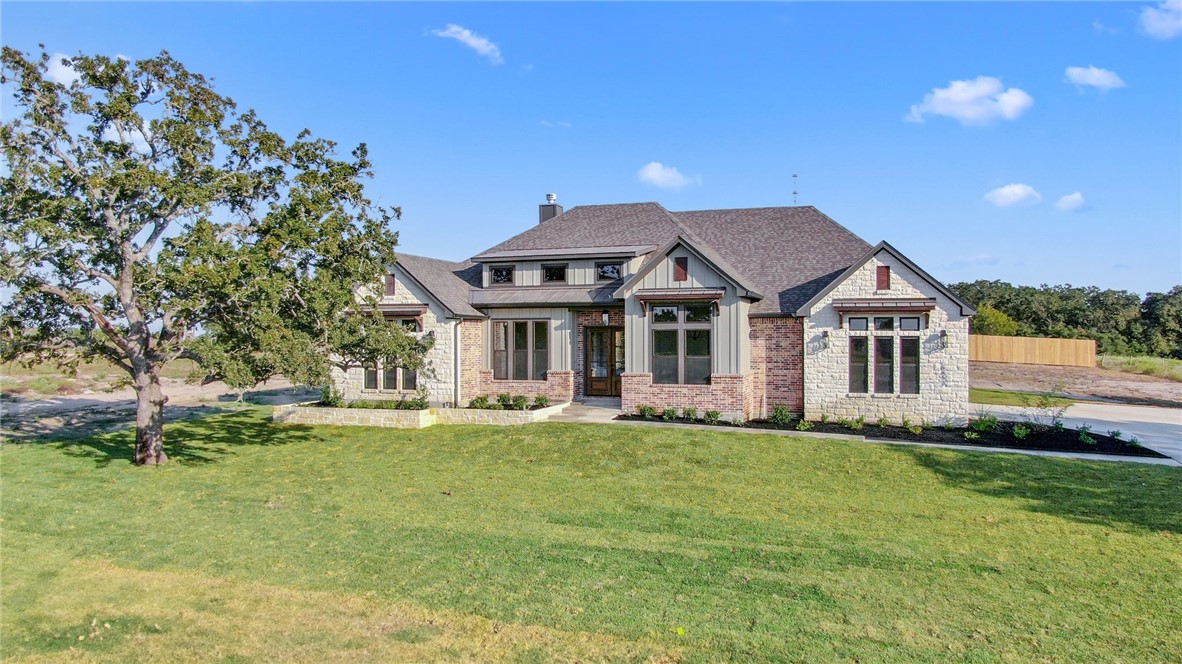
[
  {"xmin": 482, "ymin": 256, "xmax": 645, "ymax": 287},
  {"xmin": 480, "ymin": 308, "xmax": 576, "ymax": 372},
  {"xmin": 619, "ymin": 247, "xmax": 750, "ymax": 376}
]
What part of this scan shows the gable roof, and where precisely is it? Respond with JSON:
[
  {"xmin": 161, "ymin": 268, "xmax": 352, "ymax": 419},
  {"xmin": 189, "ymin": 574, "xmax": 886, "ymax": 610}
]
[
  {"xmin": 473, "ymin": 202, "xmax": 685, "ymax": 256},
  {"xmin": 613, "ymin": 234, "xmax": 764, "ymax": 300},
  {"xmin": 392, "ymin": 253, "xmax": 484, "ymax": 319},
  {"xmin": 793, "ymin": 241, "xmax": 976, "ymax": 317}
]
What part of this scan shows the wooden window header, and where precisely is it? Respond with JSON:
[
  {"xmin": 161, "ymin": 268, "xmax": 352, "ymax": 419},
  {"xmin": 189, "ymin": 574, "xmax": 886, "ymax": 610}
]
[{"xmin": 876, "ymin": 265, "xmax": 891, "ymax": 291}]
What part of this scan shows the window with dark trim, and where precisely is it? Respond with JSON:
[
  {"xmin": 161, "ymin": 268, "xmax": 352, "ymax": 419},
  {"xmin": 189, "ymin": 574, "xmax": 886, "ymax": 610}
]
[
  {"xmin": 398, "ymin": 318, "xmax": 421, "ymax": 332},
  {"xmin": 849, "ymin": 337, "xmax": 869, "ymax": 393},
  {"xmin": 651, "ymin": 304, "xmax": 712, "ymax": 385},
  {"xmin": 365, "ymin": 361, "xmax": 417, "ymax": 393},
  {"xmin": 383, "ymin": 274, "xmax": 396, "ymax": 296},
  {"xmin": 492, "ymin": 320, "xmax": 549, "ymax": 380},
  {"xmin": 490, "ymin": 265, "xmax": 514, "ymax": 286},
  {"xmin": 900, "ymin": 338, "xmax": 919, "ymax": 394},
  {"xmin": 876, "ymin": 265, "xmax": 891, "ymax": 290},
  {"xmin": 596, "ymin": 262, "xmax": 622, "ymax": 281},
  {"xmin": 874, "ymin": 317, "xmax": 894, "ymax": 331},
  {"xmin": 673, "ymin": 256, "xmax": 688, "ymax": 282},
  {"xmin": 364, "ymin": 365, "xmax": 378, "ymax": 390},
  {"xmin": 899, "ymin": 317, "xmax": 921, "ymax": 331},
  {"xmin": 848, "ymin": 317, "xmax": 868, "ymax": 331},
  {"xmin": 874, "ymin": 337, "xmax": 894, "ymax": 394},
  {"xmin": 542, "ymin": 264, "xmax": 567, "ymax": 283}
]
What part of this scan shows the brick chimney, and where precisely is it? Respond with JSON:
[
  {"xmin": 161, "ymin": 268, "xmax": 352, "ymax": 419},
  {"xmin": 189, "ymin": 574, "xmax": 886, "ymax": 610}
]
[{"xmin": 538, "ymin": 193, "xmax": 563, "ymax": 224}]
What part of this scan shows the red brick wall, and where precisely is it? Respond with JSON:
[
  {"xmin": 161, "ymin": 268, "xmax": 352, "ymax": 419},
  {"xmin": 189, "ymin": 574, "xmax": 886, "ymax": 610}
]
[
  {"xmin": 749, "ymin": 317, "xmax": 804, "ymax": 415},
  {"xmin": 478, "ymin": 370, "xmax": 574, "ymax": 403},
  {"xmin": 621, "ymin": 373, "xmax": 748, "ymax": 419},
  {"xmin": 574, "ymin": 308, "xmax": 626, "ymax": 398},
  {"xmin": 459, "ymin": 319, "xmax": 484, "ymax": 404}
]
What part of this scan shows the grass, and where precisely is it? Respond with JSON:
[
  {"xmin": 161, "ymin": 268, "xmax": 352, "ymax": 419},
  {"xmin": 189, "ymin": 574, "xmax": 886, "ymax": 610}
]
[
  {"xmin": 1, "ymin": 359, "xmax": 200, "ymax": 397},
  {"xmin": 3, "ymin": 410, "xmax": 1180, "ymax": 662},
  {"xmin": 969, "ymin": 387, "xmax": 1075, "ymax": 407},
  {"xmin": 1099, "ymin": 354, "xmax": 1182, "ymax": 382}
]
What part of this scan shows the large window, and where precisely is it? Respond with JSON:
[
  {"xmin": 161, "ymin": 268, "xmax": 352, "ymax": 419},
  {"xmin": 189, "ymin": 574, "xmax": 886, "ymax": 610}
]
[
  {"xmin": 493, "ymin": 320, "xmax": 549, "ymax": 380},
  {"xmin": 364, "ymin": 360, "xmax": 417, "ymax": 393},
  {"xmin": 847, "ymin": 315, "xmax": 923, "ymax": 395},
  {"xmin": 490, "ymin": 265, "xmax": 514, "ymax": 286},
  {"xmin": 596, "ymin": 262, "xmax": 622, "ymax": 281},
  {"xmin": 650, "ymin": 304, "xmax": 712, "ymax": 384},
  {"xmin": 874, "ymin": 337, "xmax": 894, "ymax": 394},
  {"xmin": 900, "ymin": 337, "xmax": 920, "ymax": 394},
  {"xmin": 542, "ymin": 264, "xmax": 567, "ymax": 283},
  {"xmin": 849, "ymin": 337, "xmax": 869, "ymax": 393}
]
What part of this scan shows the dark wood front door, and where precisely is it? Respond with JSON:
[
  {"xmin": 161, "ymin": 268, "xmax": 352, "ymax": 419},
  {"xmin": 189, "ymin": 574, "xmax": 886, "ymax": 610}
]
[{"xmin": 585, "ymin": 327, "xmax": 624, "ymax": 397}]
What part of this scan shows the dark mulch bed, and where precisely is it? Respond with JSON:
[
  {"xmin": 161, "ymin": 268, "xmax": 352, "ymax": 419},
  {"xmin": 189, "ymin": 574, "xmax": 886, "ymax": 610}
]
[{"xmin": 615, "ymin": 415, "xmax": 1166, "ymax": 459}]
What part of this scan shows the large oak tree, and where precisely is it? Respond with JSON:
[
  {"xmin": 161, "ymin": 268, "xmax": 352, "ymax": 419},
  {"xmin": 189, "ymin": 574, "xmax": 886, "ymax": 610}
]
[{"xmin": 1, "ymin": 48, "xmax": 428, "ymax": 464}]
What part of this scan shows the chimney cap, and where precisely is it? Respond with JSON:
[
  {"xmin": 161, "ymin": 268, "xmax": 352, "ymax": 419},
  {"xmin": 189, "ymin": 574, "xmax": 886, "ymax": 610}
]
[{"xmin": 545, "ymin": 193, "xmax": 557, "ymax": 204}]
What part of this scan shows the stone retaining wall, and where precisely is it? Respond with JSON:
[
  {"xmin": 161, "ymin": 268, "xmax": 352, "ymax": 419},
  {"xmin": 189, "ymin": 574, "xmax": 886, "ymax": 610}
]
[{"xmin": 272, "ymin": 402, "xmax": 569, "ymax": 429}]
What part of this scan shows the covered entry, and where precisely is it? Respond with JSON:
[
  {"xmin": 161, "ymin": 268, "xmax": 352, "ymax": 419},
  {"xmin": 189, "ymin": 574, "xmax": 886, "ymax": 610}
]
[{"xmin": 585, "ymin": 327, "xmax": 624, "ymax": 396}]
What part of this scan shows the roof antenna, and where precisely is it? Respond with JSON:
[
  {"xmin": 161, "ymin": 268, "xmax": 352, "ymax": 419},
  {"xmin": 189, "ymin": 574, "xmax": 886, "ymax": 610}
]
[{"xmin": 792, "ymin": 173, "xmax": 798, "ymax": 205}]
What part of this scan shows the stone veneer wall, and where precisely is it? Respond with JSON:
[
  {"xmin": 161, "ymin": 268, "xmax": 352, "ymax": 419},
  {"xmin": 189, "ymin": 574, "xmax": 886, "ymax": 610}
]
[
  {"xmin": 574, "ymin": 308, "xmax": 626, "ymax": 398},
  {"xmin": 459, "ymin": 319, "xmax": 484, "ymax": 405},
  {"xmin": 477, "ymin": 369, "xmax": 575, "ymax": 403},
  {"xmin": 802, "ymin": 252, "xmax": 971, "ymax": 425},
  {"xmin": 748, "ymin": 317, "xmax": 805, "ymax": 417},
  {"xmin": 620, "ymin": 373, "xmax": 748, "ymax": 420},
  {"xmin": 273, "ymin": 402, "xmax": 569, "ymax": 428}
]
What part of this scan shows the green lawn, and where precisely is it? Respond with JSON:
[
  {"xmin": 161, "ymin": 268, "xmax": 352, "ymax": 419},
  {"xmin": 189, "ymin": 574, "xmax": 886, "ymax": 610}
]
[
  {"xmin": 2, "ymin": 410, "xmax": 1180, "ymax": 662},
  {"xmin": 969, "ymin": 387, "xmax": 1075, "ymax": 408}
]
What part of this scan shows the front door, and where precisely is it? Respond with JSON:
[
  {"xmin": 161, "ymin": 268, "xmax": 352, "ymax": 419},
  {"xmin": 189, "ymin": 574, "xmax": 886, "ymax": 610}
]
[{"xmin": 586, "ymin": 327, "xmax": 624, "ymax": 397}]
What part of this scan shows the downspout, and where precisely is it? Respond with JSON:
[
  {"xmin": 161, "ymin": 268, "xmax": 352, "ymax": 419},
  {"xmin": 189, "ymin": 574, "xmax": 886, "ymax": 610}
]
[{"xmin": 453, "ymin": 319, "xmax": 462, "ymax": 407}]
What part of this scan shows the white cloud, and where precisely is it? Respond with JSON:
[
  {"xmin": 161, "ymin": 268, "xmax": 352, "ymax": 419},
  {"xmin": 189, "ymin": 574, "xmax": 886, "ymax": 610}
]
[
  {"xmin": 1055, "ymin": 192, "xmax": 1087, "ymax": 212},
  {"xmin": 45, "ymin": 52, "xmax": 80, "ymax": 86},
  {"xmin": 431, "ymin": 24, "xmax": 503, "ymax": 65},
  {"xmin": 1140, "ymin": 0, "xmax": 1182, "ymax": 39},
  {"xmin": 984, "ymin": 183, "xmax": 1041, "ymax": 207},
  {"xmin": 637, "ymin": 162, "xmax": 700, "ymax": 190},
  {"xmin": 540, "ymin": 120, "xmax": 571, "ymax": 129},
  {"xmin": 905, "ymin": 76, "xmax": 1033, "ymax": 126},
  {"xmin": 1092, "ymin": 19, "xmax": 1118, "ymax": 34},
  {"xmin": 1065, "ymin": 66, "xmax": 1126, "ymax": 92}
]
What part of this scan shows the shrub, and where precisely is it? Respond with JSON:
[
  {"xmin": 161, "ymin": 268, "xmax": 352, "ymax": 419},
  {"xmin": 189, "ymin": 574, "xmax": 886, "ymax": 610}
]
[
  {"xmin": 636, "ymin": 404, "xmax": 656, "ymax": 418},
  {"xmin": 907, "ymin": 424, "xmax": 923, "ymax": 436},
  {"xmin": 845, "ymin": 416, "xmax": 865, "ymax": 431},
  {"xmin": 469, "ymin": 395, "xmax": 490, "ymax": 409},
  {"xmin": 819, "ymin": 413, "xmax": 830, "ymax": 424},
  {"xmin": 1012, "ymin": 423, "xmax": 1031, "ymax": 441},
  {"xmin": 1128, "ymin": 436, "xmax": 1141, "ymax": 447},
  {"xmin": 877, "ymin": 416, "xmax": 891, "ymax": 429},
  {"xmin": 964, "ymin": 431, "xmax": 981, "ymax": 441},
  {"xmin": 900, "ymin": 416, "xmax": 912, "ymax": 430},
  {"xmin": 487, "ymin": 403, "xmax": 504, "ymax": 411},
  {"xmin": 533, "ymin": 395, "xmax": 551, "ymax": 408},
  {"xmin": 770, "ymin": 404, "xmax": 793, "ymax": 426},
  {"xmin": 730, "ymin": 417, "xmax": 746, "ymax": 427},
  {"xmin": 681, "ymin": 406, "xmax": 698, "ymax": 421},
  {"xmin": 661, "ymin": 407, "xmax": 678, "ymax": 421},
  {"xmin": 511, "ymin": 395, "xmax": 530, "ymax": 411},
  {"xmin": 497, "ymin": 393, "xmax": 513, "ymax": 408},
  {"xmin": 1107, "ymin": 429, "xmax": 1123, "ymax": 441},
  {"xmin": 1078, "ymin": 423, "xmax": 1096, "ymax": 445},
  {"xmin": 795, "ymin": 419, "xmax": 813, "ymax": 431},
  {"xmin": 322, "ymin": 388, "xmax": 345, "ymax": 408},
  {"xmin": 704, "ymin": 410, "xmax": 721, "ymax": 425},
  {"xmin": 970, "ymin": 413, "xmax": 1001, "ymax": 433}
]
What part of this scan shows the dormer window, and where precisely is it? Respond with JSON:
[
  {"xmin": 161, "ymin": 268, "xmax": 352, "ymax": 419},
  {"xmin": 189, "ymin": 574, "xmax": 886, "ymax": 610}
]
[
  {"xmin": 596, "ymin": 262, "xmax": 622, "ymax": 281},
  {"xmin": 542, "ymin": 264, "xmax": 567, "ymax": 283},
  {"xmin": 490, "ymin": 265, "xmax": 514, "ymax": 286}
]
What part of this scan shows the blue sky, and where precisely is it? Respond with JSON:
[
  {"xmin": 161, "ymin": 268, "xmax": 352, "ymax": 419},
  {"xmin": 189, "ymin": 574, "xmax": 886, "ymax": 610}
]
[{"xmin": 5, "ymin": 1, "xmax": 1181, "ymax": 295}]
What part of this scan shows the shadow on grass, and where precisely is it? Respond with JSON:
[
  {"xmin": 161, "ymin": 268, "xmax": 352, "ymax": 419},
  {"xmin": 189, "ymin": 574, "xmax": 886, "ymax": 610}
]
[
  {"xmin": 4, "ymin": 408, "xmax": 317, "ymax": 467},
  {"xmin": 902, "ymin": 446, "xmax": 1182, "ymax": 534}
]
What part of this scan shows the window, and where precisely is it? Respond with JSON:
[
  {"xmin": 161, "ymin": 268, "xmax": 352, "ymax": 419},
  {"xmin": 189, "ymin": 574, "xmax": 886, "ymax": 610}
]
[
  {"xmin": 398, "ymin": 318, "xmax": 421, "ymax": 332},
  {"xmin": 874, "ymin": 317, "xmax": 894, "ymax": 331},
  {"xmin": 848, "ymin": 317, "xmax": 868, "ymax": 331},
  {"xmin": 674, "ymin": 256, "xmax": 688, "ymax": 282},
  {"xmin": 365, "ymin": 361, "xmax": 416, "ymax": 392},
  {"xmin": 650, "ymin": 304, "xmax": 712, "ymax": 385},
  {"xmin": 874, "ymin": 337, "xmax": 894, "ymax": 394},
  {"xmin": 401, "ymin": 367, "xmax": 417, "ymax": 391},
  {"xmin": 899, "ymin": 317, "xmax": 921, "ymax": 331},
  {"xmin": 492, "ymin": 320, "xmax": 549, "ymax": 381},
  {"xmin": 596, "ymin": 262, "xmax": 622, "ymax": 281},
  {"xmin": 849, "ymin": 337, "xmax": 869, "ymax": 393},
  {"xmin": 364, "ymin": 365, "xmax": 378, "ymax": 390},
  {"xmin": 900, "ymin": 338, "xmax": 919, "ymax": 394},
  {"xmin": 876, "ymin": 265, "xmax": 891, "ymax": 290},
  {"xmin": 542, "ymin": 264, "xmax": 567, "ymax": 283},
  {"xmin": 383, "ymin": 274, "xmax": 396, "ymax": 296},
  {"xmin": 490, "ymin": 265, "xmax": 514, "ymax": 286},
  {"xmin": 382, "ymin": 366, "xmax": 398, "ymax": 390}
]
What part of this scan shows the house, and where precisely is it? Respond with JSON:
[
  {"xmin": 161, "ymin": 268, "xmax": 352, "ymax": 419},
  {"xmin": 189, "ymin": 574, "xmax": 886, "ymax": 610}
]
[{"xmin": 331, "ymin": 196, "xmax": 975, "ymax": 424}]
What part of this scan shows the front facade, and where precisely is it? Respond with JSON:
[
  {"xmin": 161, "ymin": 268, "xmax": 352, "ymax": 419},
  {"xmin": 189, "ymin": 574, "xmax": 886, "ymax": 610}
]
[{"xmin": 338, "ymin": 198, "xmax": 974, "ymax": 424}]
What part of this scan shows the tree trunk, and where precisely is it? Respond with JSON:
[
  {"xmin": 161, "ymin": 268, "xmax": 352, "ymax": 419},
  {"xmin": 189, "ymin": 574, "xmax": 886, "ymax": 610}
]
[{"xmin": 133, "ymin": 372, "xmax": 169, "ymax": 465}]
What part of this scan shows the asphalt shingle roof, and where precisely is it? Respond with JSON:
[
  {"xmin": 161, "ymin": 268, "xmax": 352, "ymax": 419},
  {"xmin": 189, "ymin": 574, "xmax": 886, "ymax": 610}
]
[{"xmin": 393, "ymin": 253, "xmax": 484, "ymax": 319}]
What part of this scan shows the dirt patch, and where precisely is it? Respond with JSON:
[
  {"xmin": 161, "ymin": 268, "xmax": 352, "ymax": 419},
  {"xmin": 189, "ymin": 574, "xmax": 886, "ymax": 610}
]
[{"xmin": 971, "ymin": 361, "xmax": 1182, "ymax": 409}]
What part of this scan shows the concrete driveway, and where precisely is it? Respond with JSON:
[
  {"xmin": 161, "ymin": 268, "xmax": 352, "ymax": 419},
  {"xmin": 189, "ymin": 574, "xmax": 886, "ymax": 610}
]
[{"xmin": 993, "ymin": 402, "xmax": 1182, "ymax": 463}]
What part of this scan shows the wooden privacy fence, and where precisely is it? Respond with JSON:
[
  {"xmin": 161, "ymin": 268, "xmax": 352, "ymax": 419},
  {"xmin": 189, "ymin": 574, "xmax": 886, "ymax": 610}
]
[{"xmin": 970, "ymin": 335, "xmax": 1096, "ymax": 367}]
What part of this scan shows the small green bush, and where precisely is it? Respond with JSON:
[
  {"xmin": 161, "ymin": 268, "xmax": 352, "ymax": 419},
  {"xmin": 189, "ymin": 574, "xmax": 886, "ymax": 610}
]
[
  {"xmin": 511, "ymin": 395, "xmax": 530, "ymax": 411},
  {"xmin": 795, "ymin": 419, "xmax": 814, "ymax": 431},
  {"xmin": 661, "ymin": 407, "xmax": 678, "ymax": 421},
  {"xmin": 877, "ymin": 416, "xmax": 891, "ymax": 429},
  {"xmin": 770, "ymin": 404, "xmax": 793, "ymax": 426},
  {"xmin": 970, "ymin": 414, "xmax": 1000, "ymax": 433},
  {"xmin": 636, "ymin": 404, "xmax": 656, "ymax": 418},
  {"xmin": 1107, "ymin": 429, "xmax": 1123, "ymax": 441},
  {"xmin": 497, "ymin": 393, "xmax": 513, "ymax": 408},
  {"xmin": 534, "ymin": 395, "xmax": 551, "ymax": 408},
  {"xmin": 907, "ymin": 425, "xmax": 923, "ymax": 436},
  {"xmin": 469, "ymin": 395, "xmax": 490, "ymax": 409},
  {"xmin": 488, "ymin": 403, "xmax": 505, "ymax": 411},
  {"xmin": 1012, "ymin": 423, "xmax": 1031, "ymax": 441},
  {"xmin": 704, "ymin": 410, "xmax": 721, "ymax": 425},
  {"xmin": 843, "ymin": 416, "xmax": 864, "ymax": 431},
  {"xmin": 901, "ymin": 416, "xmax": 912, "ymax": 429},
  {"xmin": 964, "ymin": 431, "xmax": 981, "ymax": 441},
  {"xmin": 819, "ymin": 413, "xmax": 830, "ymax": 424},
  {"xmin": 322, "ymin": 389, "xmax": 345, "ymax": 408},
  {"xmin": 1128, "ymin": 436, "xmax": 1141, "ymax": 447},
  {"xmin": 681, "ymin": 406, "xmax": 698, "ymax": 421},
  {"xmin": 1078, "ymin": 424, "xmax": 1096, "ymax": 445},
  {"xmin": 730, "ymin": 417, "xmax": 746, "ymax": 427}
]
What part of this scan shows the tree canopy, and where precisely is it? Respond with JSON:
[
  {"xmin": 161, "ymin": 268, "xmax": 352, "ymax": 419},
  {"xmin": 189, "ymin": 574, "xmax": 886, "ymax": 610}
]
[{"xmin": 1, "ymin": 47, "xmax": 427, "ymax": 464}]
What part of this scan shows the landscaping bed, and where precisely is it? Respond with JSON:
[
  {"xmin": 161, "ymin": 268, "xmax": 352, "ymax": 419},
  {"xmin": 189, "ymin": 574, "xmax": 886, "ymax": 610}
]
[{"xmin": 616, "ymin": 408, "xmax": 1166, "ymax": 459}]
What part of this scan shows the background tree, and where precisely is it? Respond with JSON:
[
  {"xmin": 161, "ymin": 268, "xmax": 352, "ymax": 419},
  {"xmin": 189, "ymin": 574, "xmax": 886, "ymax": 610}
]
[
  {"xmin": 1, "ymin": 47, "xmax": 426, "ymax": 464},
  {"xmin": 969, "ymin": 304, "xmax": 1020, "ymax": 336}
]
